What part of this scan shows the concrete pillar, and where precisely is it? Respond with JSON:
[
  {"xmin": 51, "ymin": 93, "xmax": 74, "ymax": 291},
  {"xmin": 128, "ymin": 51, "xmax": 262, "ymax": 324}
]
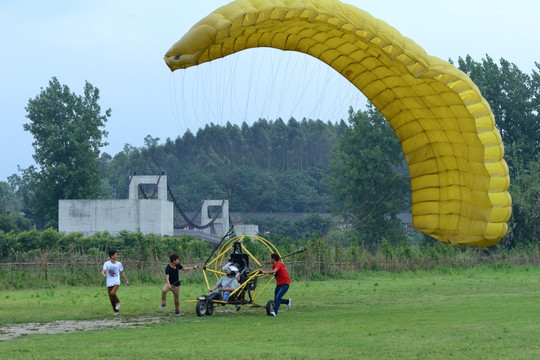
[
  {"xmin": 129, "ymin": 175, "xmax": 167, "ymax": 200},
  {"xmin": 201, "ymin": 199, "xmax": 229, "ymax": 238}
]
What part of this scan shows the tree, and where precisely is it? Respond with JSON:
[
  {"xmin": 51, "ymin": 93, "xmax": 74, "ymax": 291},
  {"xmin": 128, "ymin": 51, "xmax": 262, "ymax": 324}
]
[
  {"xmin": 329, "ymin": 106, "xmax": 409, "ymax": 246},
  {"xmin": 505, "ymin": 156, "xmax": 540, "ymax": 247},
  {"xmin": 23, "ymin": 77, "xmax": 110, "ymax": 228},
  {"xmin": 1, "ymin": 177, "xmax": 33, "ymax": 232},
  {"xmin": 0, "ymin": 181, "xmax": 19, "ymax": 213},
  {"xmin": 457, "ymin": 56, "xmax": 540, "ymax": 178}
]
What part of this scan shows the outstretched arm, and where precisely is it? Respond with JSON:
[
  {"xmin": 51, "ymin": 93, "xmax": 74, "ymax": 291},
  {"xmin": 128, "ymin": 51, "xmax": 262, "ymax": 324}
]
[
  {"xmin": 260, "ymin": 268, "xmax": 278, "ymax": 275},
  {"xmin": 182, "ymin": 264, "xmax": 200, "ymax": 271}
]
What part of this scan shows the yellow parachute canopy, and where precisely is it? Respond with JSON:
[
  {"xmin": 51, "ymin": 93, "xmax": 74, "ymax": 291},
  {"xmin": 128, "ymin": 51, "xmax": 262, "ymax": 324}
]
[{"xmin": 164, "ymin": 0, "xmax": 511, "ymax": 247}]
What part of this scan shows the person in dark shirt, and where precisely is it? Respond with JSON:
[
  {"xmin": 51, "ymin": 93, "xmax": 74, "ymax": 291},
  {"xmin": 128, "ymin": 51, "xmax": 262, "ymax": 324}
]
[{"xmin": 160, "ymin": 254, "xmax": 199, "ymax": 315}]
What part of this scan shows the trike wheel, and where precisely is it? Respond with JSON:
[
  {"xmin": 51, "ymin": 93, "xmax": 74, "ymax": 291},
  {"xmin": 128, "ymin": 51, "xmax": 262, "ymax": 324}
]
[
  {"xmin": 266, "ymin": 300, "xmax": 275, "ymax": 315},
  {"xmin": 206, "ymin": 301, "xmax": 214, "ymax": 315},
  {"xmin": 196, "ymin": 299, "xmax": 208, "ymax": 317}
]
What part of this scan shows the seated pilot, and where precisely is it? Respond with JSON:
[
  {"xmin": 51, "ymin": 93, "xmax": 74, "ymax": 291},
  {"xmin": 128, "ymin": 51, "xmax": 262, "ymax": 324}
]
[{"xmin": 207, "ymin": 265, "xmax": 240, "ymax": 301}]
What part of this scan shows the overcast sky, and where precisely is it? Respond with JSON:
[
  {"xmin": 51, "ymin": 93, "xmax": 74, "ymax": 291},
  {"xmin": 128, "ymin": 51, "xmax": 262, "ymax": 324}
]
[{"xmin": 1, "ymin": 0, "xmax": 538, "ymax": 183}]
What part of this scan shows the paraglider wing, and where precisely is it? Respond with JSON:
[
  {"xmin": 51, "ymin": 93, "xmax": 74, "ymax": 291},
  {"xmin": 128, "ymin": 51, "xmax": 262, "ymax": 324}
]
[{"xmin": 164, "ymin": 0, "xmax": 511, "ymax": 247}]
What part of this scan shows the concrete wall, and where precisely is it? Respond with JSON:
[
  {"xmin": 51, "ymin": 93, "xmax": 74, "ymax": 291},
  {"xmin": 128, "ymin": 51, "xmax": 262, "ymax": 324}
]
[
  {"xmin": 201, "ymin": 199, "xmax": 230, "ymax": 238},
  {"xmin": 234, "ymin": 224, "xmax": 259, "ymax": 236},
  {"xmin": 59, "ymin": 199, "xmax": 173, "ymax": 236}
]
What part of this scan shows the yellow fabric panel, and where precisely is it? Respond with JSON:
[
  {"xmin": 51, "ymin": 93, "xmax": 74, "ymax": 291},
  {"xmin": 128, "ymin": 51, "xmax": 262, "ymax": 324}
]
[{"xmin": 164, "ymin": 0, "xmax": 512, "ymax": 247}]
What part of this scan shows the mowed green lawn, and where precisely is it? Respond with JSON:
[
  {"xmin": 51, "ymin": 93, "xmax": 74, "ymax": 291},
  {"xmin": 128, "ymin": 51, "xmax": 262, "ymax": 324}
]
[{"xmin": 0, "ymin": 265, "xmax": 538, "ymax": 359}]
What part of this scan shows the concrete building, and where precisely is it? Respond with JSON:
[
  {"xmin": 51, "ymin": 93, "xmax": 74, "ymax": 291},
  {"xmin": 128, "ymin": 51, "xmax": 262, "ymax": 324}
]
[
  {"xmin": 59, "ymin": 175, "xmax": 173, "ymax": 236},
  {"xmin": 58, "ymin": 174, "xmax": 259, "ymax": 239}
]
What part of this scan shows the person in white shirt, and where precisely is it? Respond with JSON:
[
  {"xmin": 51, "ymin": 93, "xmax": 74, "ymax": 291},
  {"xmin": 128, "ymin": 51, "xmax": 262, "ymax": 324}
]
[{"xmin": 101, "ymin": 250, "xmax": 129, "ymax": 315}]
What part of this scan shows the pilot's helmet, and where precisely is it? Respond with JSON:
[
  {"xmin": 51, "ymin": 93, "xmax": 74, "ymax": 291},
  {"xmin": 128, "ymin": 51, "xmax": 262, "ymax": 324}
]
[{"xmin": 228, "ymin": 265, "xmax": 239, "ymax": 276}]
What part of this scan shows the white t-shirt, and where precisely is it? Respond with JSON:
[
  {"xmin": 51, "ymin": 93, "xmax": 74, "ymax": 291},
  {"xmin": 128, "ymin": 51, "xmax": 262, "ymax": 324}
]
[{"xmin": 103, "ymin": 260, "xmax": 124, "ymax": 287}]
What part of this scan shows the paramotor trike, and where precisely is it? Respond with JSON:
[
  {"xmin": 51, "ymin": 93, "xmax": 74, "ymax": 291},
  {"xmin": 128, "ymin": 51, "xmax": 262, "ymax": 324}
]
[{"xmin": 188, "ymin": 233, "xmax": 281, "ymax": 316}]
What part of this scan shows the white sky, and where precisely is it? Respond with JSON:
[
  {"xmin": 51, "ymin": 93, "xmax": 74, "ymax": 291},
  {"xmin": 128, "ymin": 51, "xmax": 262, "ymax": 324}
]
[{"xmin": 1, "ymin": 0, "xmax": 539, "ymax": 182}]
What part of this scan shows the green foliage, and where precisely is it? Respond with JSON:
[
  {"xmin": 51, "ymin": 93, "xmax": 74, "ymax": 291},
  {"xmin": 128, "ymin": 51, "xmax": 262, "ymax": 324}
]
[
  {"xmin": 380, "ymin": 238, "xmax": 394, "ymax": 259},
  {"xmin": 0, "ymin": 181, "xmax": 31, "ymax": 233},
  {"xmin": 0, "ymin": 181, "xmax": 19, "ymax": 213},
  {"xmin": 100, "ymin": 118, "xmax": 342, "ymax": 213},
  {"xmin": 329, "ymin": 106, "xmax": 409, "ymax": 246},
  {"xmin": 22, "ymin": 77, "xmax": 111, "ymax": 228},
  {"xmin": 506, "ymin": 156, "xmax": 540, "ymax": 246},
  {"xmin": 0, "ymin": 213, "xmax": 32, "ymax": 233},
  {"xmin": 0, "ymin": 227, "xmax": 539, "ymax": 290}
]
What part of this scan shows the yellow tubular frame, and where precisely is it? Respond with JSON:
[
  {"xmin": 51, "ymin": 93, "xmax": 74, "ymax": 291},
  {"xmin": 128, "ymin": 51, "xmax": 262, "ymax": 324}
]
[{"xmin": 188, "ymin": 235, "xmax": 283, "ymax": 307}]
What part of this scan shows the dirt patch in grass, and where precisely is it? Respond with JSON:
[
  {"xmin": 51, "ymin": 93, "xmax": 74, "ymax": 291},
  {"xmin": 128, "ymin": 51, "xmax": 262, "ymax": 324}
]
[{"xmin": 0, "ymin": 316, "xmax": 164, "ymax": 340}]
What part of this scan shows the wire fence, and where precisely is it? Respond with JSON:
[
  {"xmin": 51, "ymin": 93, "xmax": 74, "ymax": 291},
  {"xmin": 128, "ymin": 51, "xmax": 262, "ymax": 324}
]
[{"xmin": 1, "ymin": 249, "xmax": 538, "ymax": 290}]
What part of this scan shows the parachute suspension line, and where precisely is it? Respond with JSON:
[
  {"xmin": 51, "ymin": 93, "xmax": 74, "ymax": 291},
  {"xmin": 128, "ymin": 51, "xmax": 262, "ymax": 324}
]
[
  {"xmin": 230, "ymin": 55, "xmax": 245, "ymax": 124},
  {"xmin": 319, "ymin": 64, "xmax": 347, "ymax": 121},
  {"xmin": 276, "ymin": 51, "xmax": 295, "ymax": 117},
  {"xmin": 270, "ymin": 50, "xmax": 292, "ymax": 120},
  {"xmin": 242, "ymin": 51, "xmax": 256, "ymax": 125},
  {"xmin": 179, "ymin": 63, "xmax": 207, "ymax": 131},
  {"xmin": 192, "ymin": 64, "xmax": 206, "ymax": 127},
  {"xmin": 202, "ymin": 226, "xmax": 236, "ymax": 267},
  {"xmin": 168, "ymin": 73, "xmax": 182, "ymax": 137},
  {"xmin": 252, "ymin": 50, "xmax": 269, "ymax": 120},
  {"xmin": 171, "ymin": 66, "xmax": 195, "ymax": 137},
  {"xmin": 219, "ymin": 56, "xmax": 231, "ymax": 125},
  {"xmin": 311, "ymin": 157, "xmax": 410, "ymax": 244},
  {"xmin": 286, "ymin": 51, "xmax": 313, "ymax": 120},
  {"xmin": 262, "ymin": 50, "xmax": 283, "ymax": 121},
  {"xmin": 344, "ymin": 165, "xmax": 410, "ymax": 232},
  {"xmin": 258, "ymin": 246, "xmax": 309, "ymax": 268}
]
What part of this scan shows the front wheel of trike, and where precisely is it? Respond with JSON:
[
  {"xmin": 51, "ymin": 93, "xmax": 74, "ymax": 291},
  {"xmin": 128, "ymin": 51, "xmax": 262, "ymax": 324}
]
[{"xmin": 196, "ymin": 299, "xmax": 208, "ymax": 317}]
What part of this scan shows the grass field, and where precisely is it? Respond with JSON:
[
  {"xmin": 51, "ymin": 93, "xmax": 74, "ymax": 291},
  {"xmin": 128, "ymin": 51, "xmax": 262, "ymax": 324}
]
[{"xmin": 0, "ymin": 264, "xmax": 538, "ymax": 359}]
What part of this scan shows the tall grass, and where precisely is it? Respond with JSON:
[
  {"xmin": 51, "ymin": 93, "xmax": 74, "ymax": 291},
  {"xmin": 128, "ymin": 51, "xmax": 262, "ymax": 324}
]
[{"xmin": 1, "ymin": 230, "xmax": 538, "ymax": 290}]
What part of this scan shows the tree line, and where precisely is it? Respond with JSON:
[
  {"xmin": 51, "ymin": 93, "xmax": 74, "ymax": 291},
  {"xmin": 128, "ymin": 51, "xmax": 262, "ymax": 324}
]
[{"xmin": 100, "ymin": 117, "xmax": 347, "ymax": 214}]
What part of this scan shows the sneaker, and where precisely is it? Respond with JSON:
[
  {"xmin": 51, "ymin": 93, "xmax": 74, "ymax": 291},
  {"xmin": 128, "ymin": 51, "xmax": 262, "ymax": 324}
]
[
  {"xmin": 236, "ymin": 305, "xmax": 241, "ymax": 311},
  {"xmin": 270, "ymin": 311, "xmax": 276, "ymax": 317},
  {"xmin": 174, "ymin": 312, "xmax": 181, "ymax": 316},
  {"xmin": 159, "ymin": 304, "xmax": 166, "ymax": 308},
  {"xmin": 113, "ymin": 311, "xmax": 119, "ymax": 316},
  {"xmin": 115, "ymin": 302, "xmax": 120, "ymax": 310},
  {"xmin": 288, "ymin": 299, "xmax": 292, "ymax": 309}
]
